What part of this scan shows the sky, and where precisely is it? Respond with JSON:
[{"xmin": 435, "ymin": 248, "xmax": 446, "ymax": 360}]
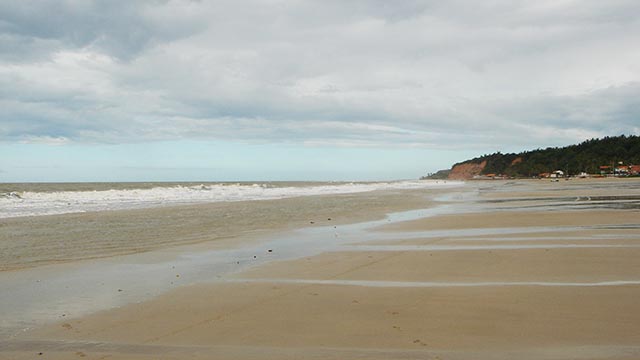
[{"xmin": 1, "ymin": 0, "xmax": 639, "ymax": 182}]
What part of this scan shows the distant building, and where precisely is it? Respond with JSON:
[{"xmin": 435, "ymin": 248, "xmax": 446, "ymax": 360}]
[
  {"xmin": 549, "ymin": 170, "xmax": 564, "ymax": 178},
  {"xmin": 615, "ymin": 166, "xmax": 630, "ymax": 176},
  {"xmin": 472, "ymin": 173, "xmax": 507, "ymax": 180}
]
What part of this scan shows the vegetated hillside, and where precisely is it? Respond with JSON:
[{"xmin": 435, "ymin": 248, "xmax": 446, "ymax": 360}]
[
  {"xmin": 447, "ymin": 135, "xmax": 640, "ymax": 179},
  {"xmin": 422, "ymin": 169, "xmax": 450, "ymax": 180}
]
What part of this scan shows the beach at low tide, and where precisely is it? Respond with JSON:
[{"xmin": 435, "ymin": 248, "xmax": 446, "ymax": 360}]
[{"xmin": 2, "ymin": 178, "xmax": 640, "ymax": 359}]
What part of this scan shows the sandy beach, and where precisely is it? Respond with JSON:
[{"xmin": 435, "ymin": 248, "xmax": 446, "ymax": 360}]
[
  {"xmin": 2, "ymin": 178, "xmax": 640, "ymax": 359},
  {"xmin": 0, "ymin": 188, "xmax": 439, "ymax": 271}
]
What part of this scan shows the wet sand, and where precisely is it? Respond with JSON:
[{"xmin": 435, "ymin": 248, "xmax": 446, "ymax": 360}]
[
  {"xmin": 377, "ymin": 209, "xmax": 640, "ymax": 231},
  {"xmin": 3, "ymin": 178, "xmax": 640, "ymax": 359},
  {"xmin": 237, "ymin": 247, "xmax": 640, "ymax": 283},
  {"xmin": 0, "ymin": 188, "xmax": 437, "ymax": 271},
  {"xmin": 11, "ymin": 283, "xmax": 640, "ymax": 360}
]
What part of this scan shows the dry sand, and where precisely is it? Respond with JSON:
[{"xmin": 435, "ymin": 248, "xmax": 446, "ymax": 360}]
[{"xmin": 3, "ymin": 179, "xmax": 640, "ymax": 359}]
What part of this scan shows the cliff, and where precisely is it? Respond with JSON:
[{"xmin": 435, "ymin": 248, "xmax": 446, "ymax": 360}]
[
  {"xmin": 448, "ymin": 161, "xmax": 486, "ymax": 180},
  {"xmin": 423, "ymin": 135, "xmax": 640, "ymax": 180}
]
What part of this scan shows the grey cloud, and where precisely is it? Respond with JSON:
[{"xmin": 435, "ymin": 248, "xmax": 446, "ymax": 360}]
[
  {"xmin": 1, "ymin": 1, "xmax": 639, "ymax": 150},
  {"xmin": 492, "ymin": 83, "xmax": 640, "ymax": 129},
  {"xmin": 0, "ymin": 0, "xmax": 205, "ymax": 60}
]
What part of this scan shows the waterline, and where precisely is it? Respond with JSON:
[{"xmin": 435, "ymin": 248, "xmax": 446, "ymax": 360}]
[{"xmin": 227, "ymin": 278, "xmax": 640, "ymax": 288}]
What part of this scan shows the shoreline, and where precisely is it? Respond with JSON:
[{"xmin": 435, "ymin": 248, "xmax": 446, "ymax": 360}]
[
  {"xmin": 0, "ymin": 180, "xmax": 460, "ymax": 219},
  {"xmin": 3, "ymin": 179, "xmax": 640, "ymax": 359},
  {"xmin": 0, "ymin": 187, "xmax": 457, "ymax": 272},
  {"xmin": 0, "ymin": 186, "xmax": 467, "ymax": 340}
]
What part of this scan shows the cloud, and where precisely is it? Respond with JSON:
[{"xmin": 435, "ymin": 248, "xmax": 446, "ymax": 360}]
[
  {"xmin": 0, "ymin": 0, "xmax": 639, "ymax": 151},
  {"xmin": 0, "ymin": 1, "xmax": 205, "ymax": 61},
  {"xmin": 19, "ymin": 135, "xmax": 70, "ymax": 146}
]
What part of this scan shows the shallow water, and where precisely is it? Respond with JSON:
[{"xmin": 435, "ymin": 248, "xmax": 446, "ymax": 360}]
[
  {"xmin": 342, "ymin": 244, "xmax": 640, "ymax": 252},
  {"xmin": 225, "ymin": 278, "xmax": 640, "ymax": 288}
]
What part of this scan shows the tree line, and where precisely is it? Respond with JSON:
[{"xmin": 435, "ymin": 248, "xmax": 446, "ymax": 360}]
[{"xmin": 452, "ymin": 135, "xmax": 640, "ymax": 177}]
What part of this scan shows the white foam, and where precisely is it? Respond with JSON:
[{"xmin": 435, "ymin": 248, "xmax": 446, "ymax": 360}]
[{"xmin": 0, "ymin": 180, "xmax": 462, "ymax": 219}]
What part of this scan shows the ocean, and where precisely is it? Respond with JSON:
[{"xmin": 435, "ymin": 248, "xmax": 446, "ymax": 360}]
[{"xmin": 0, "ymin": 180, "xmax": 460, "ymax": 219}]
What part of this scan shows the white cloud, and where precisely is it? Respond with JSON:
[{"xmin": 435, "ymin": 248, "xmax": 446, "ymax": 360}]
[
  {"xmin": 19, "ymin": 135, "xmax": 70, "ymax": 146},
  {"xmin": 0, "ymin": 0, "xmax": 639, "ymax": 151}
]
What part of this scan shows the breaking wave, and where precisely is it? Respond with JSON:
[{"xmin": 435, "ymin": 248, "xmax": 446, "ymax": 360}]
[{"xmin": 0, "ymin": 180, "xmax": 461, "ymax": 219}]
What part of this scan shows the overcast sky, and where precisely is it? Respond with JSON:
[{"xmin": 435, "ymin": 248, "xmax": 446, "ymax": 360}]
[{"xmin": 1, "ymin": 0, "xmax": 639, "ymax": 181}]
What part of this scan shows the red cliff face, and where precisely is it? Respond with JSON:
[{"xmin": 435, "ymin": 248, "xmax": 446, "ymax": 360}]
[{"xmin": 448, "ymin": 160, "xmax": 486, "ymax": 180}]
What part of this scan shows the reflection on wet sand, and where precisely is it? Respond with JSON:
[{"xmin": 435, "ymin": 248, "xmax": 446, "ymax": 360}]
[{"xmin": 3, "ymin": 178, "xmax": 640, "ymax": 360}]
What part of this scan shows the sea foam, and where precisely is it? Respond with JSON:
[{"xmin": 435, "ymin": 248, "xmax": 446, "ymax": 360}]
[{"xmin": 0, "ymin": 180, "xmax": 461, "ymax": 219}]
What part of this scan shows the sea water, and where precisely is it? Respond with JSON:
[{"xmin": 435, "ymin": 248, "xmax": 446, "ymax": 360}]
[{"xmin": 0, "ymin": 180, "xmax": 462, "ymax": 218}]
